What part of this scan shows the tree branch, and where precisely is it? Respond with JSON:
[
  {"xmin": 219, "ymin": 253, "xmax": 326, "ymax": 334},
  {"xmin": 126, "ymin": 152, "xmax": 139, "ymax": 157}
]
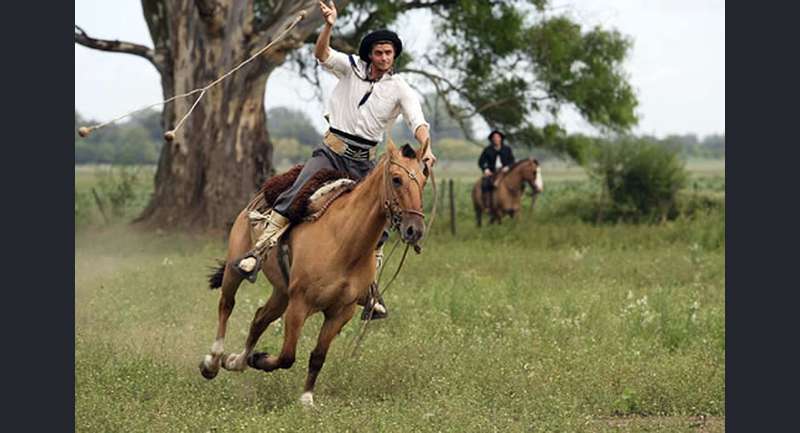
[
  {"xmin": 464, "ymin": 97, "xmax": 516, "ymax": 117},
  {"xmin": 400, "ymin": 67, "xmax": 478, "ymax": 144},
  {"xmin": 74, "ymin": 25, "xmax": 157, "ymax": 67},
  {"xmin": 402, "ymin": 67, "xmax": 464, "ymax": 97},
  {"xmin": 249, "ymin": 0, "xmax": 338, "ymax": 57}
]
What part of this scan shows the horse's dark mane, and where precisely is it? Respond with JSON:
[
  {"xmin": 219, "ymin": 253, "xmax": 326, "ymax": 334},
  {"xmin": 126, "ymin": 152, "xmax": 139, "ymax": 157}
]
[{"xmin": 509, "ymin": 158, "xmax": 535, "ymax": 171}]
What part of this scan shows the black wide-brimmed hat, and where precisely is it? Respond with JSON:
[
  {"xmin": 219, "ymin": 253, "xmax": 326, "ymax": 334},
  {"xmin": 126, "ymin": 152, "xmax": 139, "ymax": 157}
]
[
  {"xmin": 488, "ymin": 130, "xmax": 505, "ymax": 142},
  {"xmin": 359, "ymin": 29, "xmax": 403, "ymax": 63}
]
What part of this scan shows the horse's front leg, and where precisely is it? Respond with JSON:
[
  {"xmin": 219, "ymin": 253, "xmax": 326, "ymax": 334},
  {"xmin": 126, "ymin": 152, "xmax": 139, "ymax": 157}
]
[
  {"xmin": 221, "ymin": 290, "xmax": 288, "ymax": 372},
  {"xmin": 246, "ymin": 294, "xmax": 309, "ymax": 373},
  {"xmin": 490, "ymin": 207, "xmax": 502, "ymax": 224},
  {"xmin": 300, "ymin": 303, "xmax": 357, "ymax": 407}
]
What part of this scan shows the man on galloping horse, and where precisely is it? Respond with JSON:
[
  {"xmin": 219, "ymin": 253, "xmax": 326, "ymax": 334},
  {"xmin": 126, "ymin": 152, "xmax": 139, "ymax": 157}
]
[
  {"xmin": 478, "ymin": 130, "xmax": 515, "ymax": 211},
  {"xmin": 233, "ymin": 0, "xmax": 436, "ymax": 320}
]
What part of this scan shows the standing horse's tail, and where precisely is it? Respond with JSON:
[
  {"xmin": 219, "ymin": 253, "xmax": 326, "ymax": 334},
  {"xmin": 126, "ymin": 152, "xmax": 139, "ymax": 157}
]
[{"xmin": 207, "ymin": 260, "xmax": 226, "ymax": 290}]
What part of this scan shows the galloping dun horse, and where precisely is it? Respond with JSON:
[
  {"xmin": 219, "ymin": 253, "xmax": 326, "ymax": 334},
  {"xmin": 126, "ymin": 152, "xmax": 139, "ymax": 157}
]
[
  {"xmin": 472, "ymin": 158, "xmax": 543, "ymax": 226},
  {"xmin": 199, "ymin": 138, "xmax": 430, "ymax": 406}
]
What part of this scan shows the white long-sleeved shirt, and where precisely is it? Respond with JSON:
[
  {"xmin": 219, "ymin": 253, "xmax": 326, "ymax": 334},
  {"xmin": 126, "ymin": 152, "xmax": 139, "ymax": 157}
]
[{"xmin": 319, "ymin": 48, "xmax": 429, "ymax": 143}]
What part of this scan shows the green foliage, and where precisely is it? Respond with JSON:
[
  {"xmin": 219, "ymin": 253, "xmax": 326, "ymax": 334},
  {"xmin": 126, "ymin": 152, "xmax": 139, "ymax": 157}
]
[
  {"xmin": 75, "ymin": 165, "xmax": 155, "ymax": 228},
  {"xmin": 75, "ymin": 110, "xmax": 162, "ymax": 165},
  {"xmin": 431, "ymin": 137, "xmax": 482, "ymax": 160},
  {"xmin": 95, "ymin": 167, "xmax": 141, "ymax": 218},
  {"xmin": 388, "ymin": 93, "xmax": 477, "ymax": 143},
  {"xmin": 272, "ymin": 137, "xmax": 313, "ymax": 164},
  {"xmin": 525, "ymin": 20, "xmax": 638, "ymax": 130},
  {"xmin": 589, "ymin": 137, "xmax": 689, "ymax": 222},
  {"xmin": 657, "ymin": 133, "xmax": 725, "ymax": 159},
  {"xmin": 431, "ymin": 1, "xmax": 638, "ymax": 138},
  {"xmin": 74, "ymin": 186, "xmax": 94, "ymax": 227},
  {"xmin": 266, "ymin": 107, "xmax": 322, "ymax": 146}
]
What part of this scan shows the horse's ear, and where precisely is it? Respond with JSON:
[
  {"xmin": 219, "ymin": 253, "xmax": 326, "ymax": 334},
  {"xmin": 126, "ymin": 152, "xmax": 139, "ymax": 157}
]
[
  {"xmin": 400, "ymin": 143, "xmax": 417, "ymax": 159},
  {"xmin": 385, "ymin": 134, "xmax": 397, "ymax": 154}
]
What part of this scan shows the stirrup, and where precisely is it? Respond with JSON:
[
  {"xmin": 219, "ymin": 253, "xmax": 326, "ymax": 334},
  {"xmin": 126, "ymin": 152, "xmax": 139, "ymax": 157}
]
[
  {"xmin": 233, "ymin": 252, "xmax": 263, "ymax": 284},
  {"xmin": 360, "ymin": 300, "xmax": 388, "ymax": 321},
  {"xmin": 361, "ymin": 283, "xmax": 388, "ymax": 321}
]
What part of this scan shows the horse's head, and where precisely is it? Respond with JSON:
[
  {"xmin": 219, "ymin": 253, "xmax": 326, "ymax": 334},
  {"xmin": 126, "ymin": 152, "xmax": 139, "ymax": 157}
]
[
  {"xmin": 383, "ymin": 138, "xmax": 431, "ymax": 245},
  {"xmin": 521, "ymin": 158, "xmax": 544, "ymax": 194}
]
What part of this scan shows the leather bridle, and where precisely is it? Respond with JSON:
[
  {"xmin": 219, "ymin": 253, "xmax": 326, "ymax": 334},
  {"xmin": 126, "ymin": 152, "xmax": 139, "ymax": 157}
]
[{"xmin": 382, "ymin": 153, "xmax": 427, "ymax": 234}]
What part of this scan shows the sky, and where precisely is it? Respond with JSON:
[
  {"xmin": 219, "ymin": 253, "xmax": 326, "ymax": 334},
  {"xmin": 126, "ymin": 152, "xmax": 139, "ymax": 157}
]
[{"xmin": 74, "ymin": 0, "xmax": 724, "ymax": 138}]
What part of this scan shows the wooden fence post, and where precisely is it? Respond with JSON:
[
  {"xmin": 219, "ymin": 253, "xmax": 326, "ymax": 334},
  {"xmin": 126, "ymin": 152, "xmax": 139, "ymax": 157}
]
[
  {"xmin": 91, "ymin": 187, "xmax": 110, "ymax": 224},
  {"xmin": 440, "ymin": 178, "xmax": 446, "ymax": 220},
  {"xmin": 449, "ymin": 179, "xmax": 456, "ymax": 236}
]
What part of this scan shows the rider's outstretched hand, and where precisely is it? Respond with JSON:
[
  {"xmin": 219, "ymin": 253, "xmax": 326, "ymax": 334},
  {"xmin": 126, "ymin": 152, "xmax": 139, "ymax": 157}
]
[{"xmin": 319, "ymin": 0, "xmax": 337, "ymax": 26}]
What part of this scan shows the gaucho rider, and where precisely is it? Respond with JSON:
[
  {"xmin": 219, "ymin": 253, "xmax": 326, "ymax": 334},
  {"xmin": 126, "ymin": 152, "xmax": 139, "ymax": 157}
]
[
  {"xmin": 477, "ymin": 130, "xmax": 515, "ymax": 211},
  {"xmin": 233, "ymin": 0, "xmax": 436, "ymax": 319}
]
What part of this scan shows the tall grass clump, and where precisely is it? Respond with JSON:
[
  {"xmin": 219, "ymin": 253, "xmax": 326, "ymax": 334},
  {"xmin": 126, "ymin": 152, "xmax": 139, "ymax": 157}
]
[{"xmin": 75, "ymin": 165, "xmax": 154, "ymax": 229}]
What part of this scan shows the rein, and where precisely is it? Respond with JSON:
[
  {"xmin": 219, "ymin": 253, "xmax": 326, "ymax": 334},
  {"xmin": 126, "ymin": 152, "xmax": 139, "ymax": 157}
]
[{"xmin": 348, "ymin": 150, "xmax": 437, "ymax": 357}]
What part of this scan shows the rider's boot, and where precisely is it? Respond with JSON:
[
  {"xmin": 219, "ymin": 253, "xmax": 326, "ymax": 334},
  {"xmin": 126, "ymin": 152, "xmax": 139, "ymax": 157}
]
[{"xmin": 232, "ymin": 210, "xmax": 290, "ymax": 283}]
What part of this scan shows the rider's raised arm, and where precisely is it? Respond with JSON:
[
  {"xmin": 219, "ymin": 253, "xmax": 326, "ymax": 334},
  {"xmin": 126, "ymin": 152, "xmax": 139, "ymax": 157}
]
[{"xmin": 315, "ymin": 1, "xmax": 349, "ymax": 78}]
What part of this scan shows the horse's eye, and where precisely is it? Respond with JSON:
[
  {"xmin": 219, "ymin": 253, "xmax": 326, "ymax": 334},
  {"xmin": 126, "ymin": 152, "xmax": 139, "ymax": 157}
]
[{"xmin": 392, "ymin": 176, "xmax": 402, "ymax": 187}]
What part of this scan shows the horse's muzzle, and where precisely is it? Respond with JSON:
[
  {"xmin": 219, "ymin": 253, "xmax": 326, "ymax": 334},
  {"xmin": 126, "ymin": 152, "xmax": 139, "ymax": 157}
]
[{"xmin": 400, "ymin": 215, "xmax": 425, "ymax": 244}]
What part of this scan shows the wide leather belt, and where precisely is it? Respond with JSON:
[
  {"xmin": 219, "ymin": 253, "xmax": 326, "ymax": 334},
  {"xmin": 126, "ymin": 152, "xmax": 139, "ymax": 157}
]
[{"xmin": 323, "ymin": 130, "xmax": 376, "ymax": 161}]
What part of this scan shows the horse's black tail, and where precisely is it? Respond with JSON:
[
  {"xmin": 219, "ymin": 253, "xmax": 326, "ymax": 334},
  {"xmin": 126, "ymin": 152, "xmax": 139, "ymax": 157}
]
[{"xmin": 207, "ymin": 260, "xmax": 226, "ymax": 290}]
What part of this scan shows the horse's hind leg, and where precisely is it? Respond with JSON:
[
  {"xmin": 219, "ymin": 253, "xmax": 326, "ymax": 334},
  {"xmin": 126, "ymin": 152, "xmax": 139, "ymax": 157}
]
[
  {"xmin": 221, "ymin": 290, "xmax": 289, "ymax": 372},
  {"xmin": 300, "ymin": 303, "xmax": 357, "ymax": 406},
  {"xmin": 200, "ymin": 263, "xmax": 244, "ymax": 379},
  {"xmin": 246, "ymin": 294, "xmax": 309, "ymax": 373},
  {"xmin": 200, "ymin": 212, "xmax": 250, "ymax": 379}
]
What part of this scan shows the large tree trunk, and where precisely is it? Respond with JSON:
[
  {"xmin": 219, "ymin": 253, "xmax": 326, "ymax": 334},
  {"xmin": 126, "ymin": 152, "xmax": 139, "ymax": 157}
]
[
  {"xmin": 135, "ymin": 0, "xmax": 281, "ymax": 230},
  {"xmin": 77, "ymin": 0, "xmax": 347, "ymax": 231}
]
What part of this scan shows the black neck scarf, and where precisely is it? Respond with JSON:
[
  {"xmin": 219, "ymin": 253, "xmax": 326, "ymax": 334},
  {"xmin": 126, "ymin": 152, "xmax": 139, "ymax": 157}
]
[{"xmin": 349, "ymin": 55, "xmax": 392, "ymax": 107}]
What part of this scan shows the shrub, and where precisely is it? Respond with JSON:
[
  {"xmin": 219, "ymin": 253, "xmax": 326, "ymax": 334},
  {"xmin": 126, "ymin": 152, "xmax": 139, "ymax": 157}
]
[
  {"xmin": 75, "ymin": 187, "xmax": 95, "ymax": 227},
  {"xmin": 94, "ymin": 166, "xmax": 142, "ymax": 218},
  {"xmin": 589, "ymin": 137, "xmax": 688, "ymax": 222}
]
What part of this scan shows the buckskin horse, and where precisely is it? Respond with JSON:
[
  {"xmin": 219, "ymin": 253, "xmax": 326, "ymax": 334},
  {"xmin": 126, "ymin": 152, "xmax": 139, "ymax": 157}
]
[
  {"xmin": 471, "ymin": 158, "xmax": 543, "ymax": 226},
  {"xmin": 199, "ymin": 138, "xmax": 430, "ymax": 406}
]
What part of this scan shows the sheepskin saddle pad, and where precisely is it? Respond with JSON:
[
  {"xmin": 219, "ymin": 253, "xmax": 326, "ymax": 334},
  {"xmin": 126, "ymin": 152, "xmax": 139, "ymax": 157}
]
[{"xmin": 258, "ymin": 164, "xmax": 356, "ymax": 222}]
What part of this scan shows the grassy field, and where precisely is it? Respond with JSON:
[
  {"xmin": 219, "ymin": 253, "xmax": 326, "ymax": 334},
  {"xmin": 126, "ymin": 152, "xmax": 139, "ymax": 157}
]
[{"xmin": 75, "ymin": 160, "xmax": 725, "ymax": 432}]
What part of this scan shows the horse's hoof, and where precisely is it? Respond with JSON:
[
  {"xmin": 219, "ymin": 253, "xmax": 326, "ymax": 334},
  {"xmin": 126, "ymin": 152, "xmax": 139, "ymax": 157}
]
[
  {"xmin": 222, "ymin": 353, "xmax": 247, "ymax": 371},
  {"xmin": 247, "ymin": 351, "xmax": 270, "ymax": 370},
  {"xmin": 299, "ymin": 391, "xmax": 315, "ymax": 407},
  {"xmin": 199, "ymin": 359, "xmax": 218, "ymax": 380}
]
